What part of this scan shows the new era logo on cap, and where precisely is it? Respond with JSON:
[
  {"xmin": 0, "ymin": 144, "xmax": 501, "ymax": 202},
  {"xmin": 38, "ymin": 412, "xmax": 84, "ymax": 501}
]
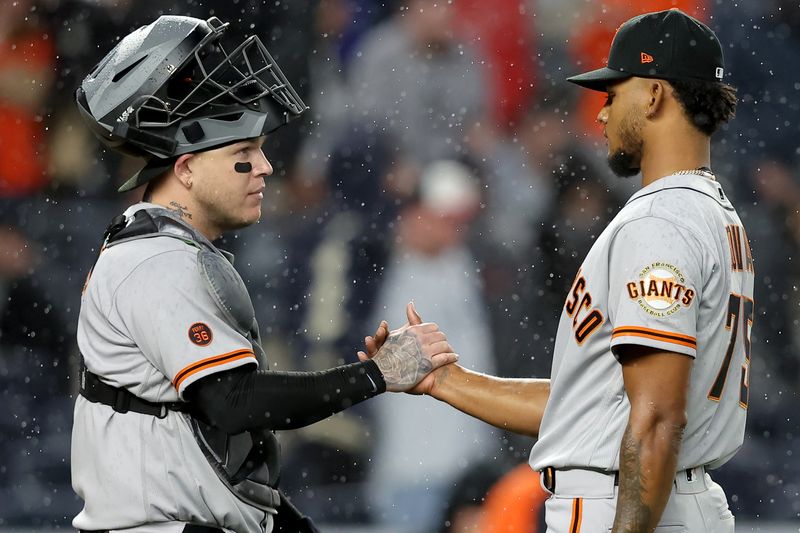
[{"xmin": 641, "ymin": 52, "xmax": 654, "ymax": 64}]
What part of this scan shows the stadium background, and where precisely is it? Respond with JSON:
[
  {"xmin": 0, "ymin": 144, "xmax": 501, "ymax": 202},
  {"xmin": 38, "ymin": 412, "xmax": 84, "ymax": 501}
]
[{"xmin": 0, "ymin": 0, "xmax": 797, "ymax": 531}]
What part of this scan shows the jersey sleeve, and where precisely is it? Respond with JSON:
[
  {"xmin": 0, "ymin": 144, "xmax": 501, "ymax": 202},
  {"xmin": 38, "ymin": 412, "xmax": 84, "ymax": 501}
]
[
  {"xmin": 607, "ymin": 216, "xmax": 704, "ymax": 358},
  {"xmin": 113, "ymin": 247, "xmax": 258, "ymax": 398}
]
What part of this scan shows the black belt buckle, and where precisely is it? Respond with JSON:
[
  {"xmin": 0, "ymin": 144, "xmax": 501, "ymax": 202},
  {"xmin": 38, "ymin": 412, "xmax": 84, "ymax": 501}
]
[
  {"xmin": 542, "ymin": 466, "xmax": 556, "ymax": 492},
  {"xmin": 114, "ymin": 389, "xmax": 131, "ymax": 414}
]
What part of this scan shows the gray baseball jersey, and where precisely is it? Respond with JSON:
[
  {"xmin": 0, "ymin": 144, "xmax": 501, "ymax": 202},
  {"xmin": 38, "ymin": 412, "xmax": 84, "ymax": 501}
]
[
  {"xmin": 72, "ymin": 203, "xmax": 271, "ymax": 532},
  {"xmin": 530, "ymin": 173, "xmax": 754, "ymax": 472}
]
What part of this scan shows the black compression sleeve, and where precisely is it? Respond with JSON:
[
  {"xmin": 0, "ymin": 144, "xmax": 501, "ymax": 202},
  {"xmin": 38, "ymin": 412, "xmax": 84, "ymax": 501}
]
[{"xmin": 185, "ymin": 360, "xmax": 386, "ymax": 434}]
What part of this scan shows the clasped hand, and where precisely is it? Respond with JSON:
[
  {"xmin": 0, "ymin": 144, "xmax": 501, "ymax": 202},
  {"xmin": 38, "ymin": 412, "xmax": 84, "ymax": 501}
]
[{"xmin": 357, "ymin": 303, "xmax": 457, "ymax": 393}]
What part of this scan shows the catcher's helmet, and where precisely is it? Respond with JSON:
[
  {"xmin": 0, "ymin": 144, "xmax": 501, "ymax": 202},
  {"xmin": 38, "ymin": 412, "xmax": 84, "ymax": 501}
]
[{"xmin": 76, "ymin": 15, "xmax": 307, "ymax": 191}]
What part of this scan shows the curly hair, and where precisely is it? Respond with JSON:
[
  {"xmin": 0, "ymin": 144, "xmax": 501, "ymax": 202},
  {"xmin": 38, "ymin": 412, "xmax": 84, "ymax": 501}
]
[{"xmin": 669, "ymin": 79, "xmax": 738, "ymax": 136}]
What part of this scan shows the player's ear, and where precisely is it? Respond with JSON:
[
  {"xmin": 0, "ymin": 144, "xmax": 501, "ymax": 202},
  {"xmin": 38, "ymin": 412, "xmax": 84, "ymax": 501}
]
[
  {"xmin": 644, "ymin": 80, "xmax": 666, "ymax": 119},
  {"xmin": 173, "ymin": 154, "xmax": 195, "ymax": 189}
]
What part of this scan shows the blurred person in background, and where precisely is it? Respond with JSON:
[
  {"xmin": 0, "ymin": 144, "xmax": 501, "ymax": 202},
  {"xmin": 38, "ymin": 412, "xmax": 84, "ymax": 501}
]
[
  {"xmin": 703, "ymin": 0, "xmax": 800, "ymax": 519},
  {"xmin": 366, "ymin": 158, "xmax": 499, "ymax": 530},
  {"xmin": 0, "ymin": 0, "xmax": 55, "ymax": 325},
  {"xmin": 295, "ymin": 0, "xmax": 356, "ymax": 189},
  {"xmin": 348, "ymin": 0, "xmax": 487, "ymax": 166},
  {"xmin": 39, "ymin": 0, "xmax": 149, "ymax": 325},
  {"xmin": 43, "ymin": 0, "xmax": 158, "ymax": 196},
  {"xmin": 0, "ymin": 0, "xmax": 53, "ymax": 198},
  {"xmin": 276, "ymin": 132, "xmax": 412, "ymax": 524},
  {"xmin": 479, "ymin": 463, "xmax": 549, "ymax": 533},
  {"xmin": 473, "ymin": 97, "xmax": 621, "ymax": 468},
  {"xmin": 531, "ymin": 140, "xmax": 622, "ymax": 354},
  {"xmin": 453, "ymin": 0, "xmax": 537, "ymax": 132},
  {"xmin": 0, "ymin": 1, "xmax": 76, "ymax": 524},
  {"xmin": 435, "ymin": 460, "xmax": 505, "ymax": 533},
  {"xmin": 462, "ymin": 116, "xmax": 553, "ymax": 434},
  {"xmin": 294, "ymin": 0, "xmax": 401, "ymax": 195}
]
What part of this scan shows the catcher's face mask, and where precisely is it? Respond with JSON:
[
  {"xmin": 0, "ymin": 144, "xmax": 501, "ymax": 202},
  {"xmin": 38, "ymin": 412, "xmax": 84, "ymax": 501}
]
[{"xmin": 141, "ymin": 19, "xmax": 306, "ymax": 130}]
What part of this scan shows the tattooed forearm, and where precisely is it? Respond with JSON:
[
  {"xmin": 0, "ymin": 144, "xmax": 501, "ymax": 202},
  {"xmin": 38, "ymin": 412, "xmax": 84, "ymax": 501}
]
[
  {"xmin": 168, "ymin": 201, "xmax": 193, "ymax": 219},
  {"xmin": 612, "ymin": 426, "xmax": 652, "ymax": 533},
  {"xmin": 373, "ymin": 332, "xmax": 432, "ymax": 392},
  {"xmin": 612, "ymin": 420, "xmax": 684, "ymax": 533}
]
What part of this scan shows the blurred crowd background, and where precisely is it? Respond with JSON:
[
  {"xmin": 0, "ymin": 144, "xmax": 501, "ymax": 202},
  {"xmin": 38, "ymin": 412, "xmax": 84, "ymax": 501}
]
[{"xmin": 0, "ymin": 0, "xmax": 798, "ymax": 530}]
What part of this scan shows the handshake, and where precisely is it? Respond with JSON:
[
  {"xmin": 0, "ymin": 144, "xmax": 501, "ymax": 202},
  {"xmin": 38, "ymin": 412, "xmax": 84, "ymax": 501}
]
[{"xmin": 357, "ymin": 302, "xmax": 458, "ymax": 393}]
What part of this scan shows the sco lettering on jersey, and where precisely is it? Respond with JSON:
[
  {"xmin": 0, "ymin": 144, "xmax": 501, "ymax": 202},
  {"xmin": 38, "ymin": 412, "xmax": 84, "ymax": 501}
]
[{"xmin": 564, "ymin": 271, "xmax": 605, "ymax": 345}]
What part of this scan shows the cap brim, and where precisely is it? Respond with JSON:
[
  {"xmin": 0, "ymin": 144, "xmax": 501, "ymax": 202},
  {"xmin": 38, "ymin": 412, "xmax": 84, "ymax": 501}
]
[
  {"xmin": 567, "ymin": 67, "xmax": 632, "ymax": 92},
  {"xmin": 118, "ymin": 159, "xmax": 175, "ymax": 193}
]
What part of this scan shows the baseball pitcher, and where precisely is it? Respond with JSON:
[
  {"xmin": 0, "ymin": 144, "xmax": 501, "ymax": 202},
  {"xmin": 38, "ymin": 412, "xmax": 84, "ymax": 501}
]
[{"xmin": 364, "ymin": 9, "xmax": 751, "ymax": 532}]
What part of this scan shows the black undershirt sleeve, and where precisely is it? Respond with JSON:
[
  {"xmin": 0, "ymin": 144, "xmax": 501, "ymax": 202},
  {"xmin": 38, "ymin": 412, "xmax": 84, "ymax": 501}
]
[{"xmin": 184, "ymin": 360, "xmax": 386, "ymax": 434}]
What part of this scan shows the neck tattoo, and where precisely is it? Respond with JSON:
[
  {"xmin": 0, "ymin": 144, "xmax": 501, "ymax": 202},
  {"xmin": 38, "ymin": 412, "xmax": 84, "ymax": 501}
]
[{"xmin": 168, "ymin": 201, "xmax": 193, "ymax": 219}]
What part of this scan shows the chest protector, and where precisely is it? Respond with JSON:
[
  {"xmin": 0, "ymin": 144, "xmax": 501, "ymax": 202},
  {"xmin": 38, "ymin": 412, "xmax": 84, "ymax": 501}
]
[{"xmin": 99, "ymin": 207, "xmax": 280, "ymax": 512}]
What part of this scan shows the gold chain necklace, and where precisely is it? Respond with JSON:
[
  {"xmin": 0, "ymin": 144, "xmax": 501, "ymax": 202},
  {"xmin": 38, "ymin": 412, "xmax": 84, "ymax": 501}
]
[{"xmin": 673, "ymin": 167, "xmax": 716, "ymax": 180}]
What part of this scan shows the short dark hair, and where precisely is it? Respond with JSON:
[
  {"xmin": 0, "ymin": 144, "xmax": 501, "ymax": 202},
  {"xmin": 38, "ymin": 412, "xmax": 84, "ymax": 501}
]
[
  {"xmin": 142, "ymin": 181, "xmax": 155, "ymax": 202},
  {"xmin": 140, "ymin": 168, "xmax": 172, "ymax": 202},
  {"xmin": 669, "ymin": 79, "xmax": 737, "ymax": 136}
]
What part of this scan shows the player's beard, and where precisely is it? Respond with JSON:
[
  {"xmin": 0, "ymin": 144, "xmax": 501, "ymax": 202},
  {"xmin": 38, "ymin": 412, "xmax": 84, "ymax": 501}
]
[{"xmin": 607, "ymin": 109, "xmax": 644, "ymax": 178}]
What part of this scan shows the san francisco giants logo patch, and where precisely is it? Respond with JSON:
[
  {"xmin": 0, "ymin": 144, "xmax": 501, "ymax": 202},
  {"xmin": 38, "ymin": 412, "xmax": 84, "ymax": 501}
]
[
  {"xmin": 189, "ymin": 322, "xmax": 213, "ymax": 346},
  {"xmin": 626, "ymin": 262, "xmax": 695, "ymax": 318}
]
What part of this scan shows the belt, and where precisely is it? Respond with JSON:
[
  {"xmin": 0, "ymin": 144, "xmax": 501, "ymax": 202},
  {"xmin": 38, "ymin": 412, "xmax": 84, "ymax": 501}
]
[
  {"xmin": 79, "ymin": 526, "xmax": 224, "ymax": 532},
  {"xmin": 540, "ymin": 466, "xmax": 707, "ymax": 498}
]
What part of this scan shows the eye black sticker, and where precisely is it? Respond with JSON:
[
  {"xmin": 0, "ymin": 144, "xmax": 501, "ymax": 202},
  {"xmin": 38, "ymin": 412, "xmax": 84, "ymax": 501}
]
[{"xmin": 234, "ymin": 162, "xmax": 252, "ymax": 173}]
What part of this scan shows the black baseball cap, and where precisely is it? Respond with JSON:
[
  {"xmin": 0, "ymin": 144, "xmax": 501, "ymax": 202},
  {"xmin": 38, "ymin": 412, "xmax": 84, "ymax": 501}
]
[{"xmin": 567, "ymin": 9, "xmax": 724, "ymax": 92}]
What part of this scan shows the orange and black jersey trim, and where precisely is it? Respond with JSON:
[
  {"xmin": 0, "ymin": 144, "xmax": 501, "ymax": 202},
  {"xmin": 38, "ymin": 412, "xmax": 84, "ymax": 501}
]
[
  {"xmin": 173, "ymin": 348, "xmax": 255, "ymax": 390},
  {"xmin": 569, "ymin": 498, "xmax": 583, "ymax": 533},
  {"xmin": 612, "ymin": 326, "xmax": 697, "ymax": 350}
]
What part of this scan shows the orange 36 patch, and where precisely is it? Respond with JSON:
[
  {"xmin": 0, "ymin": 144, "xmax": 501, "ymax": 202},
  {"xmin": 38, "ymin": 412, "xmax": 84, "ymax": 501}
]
[
  {"xmin": 189, "ymin": 322, "xmax": 213, "ymax": 346},
  {"xmin": 626, "ymin": 262, "xmax": 695, "ymax": 318}
]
